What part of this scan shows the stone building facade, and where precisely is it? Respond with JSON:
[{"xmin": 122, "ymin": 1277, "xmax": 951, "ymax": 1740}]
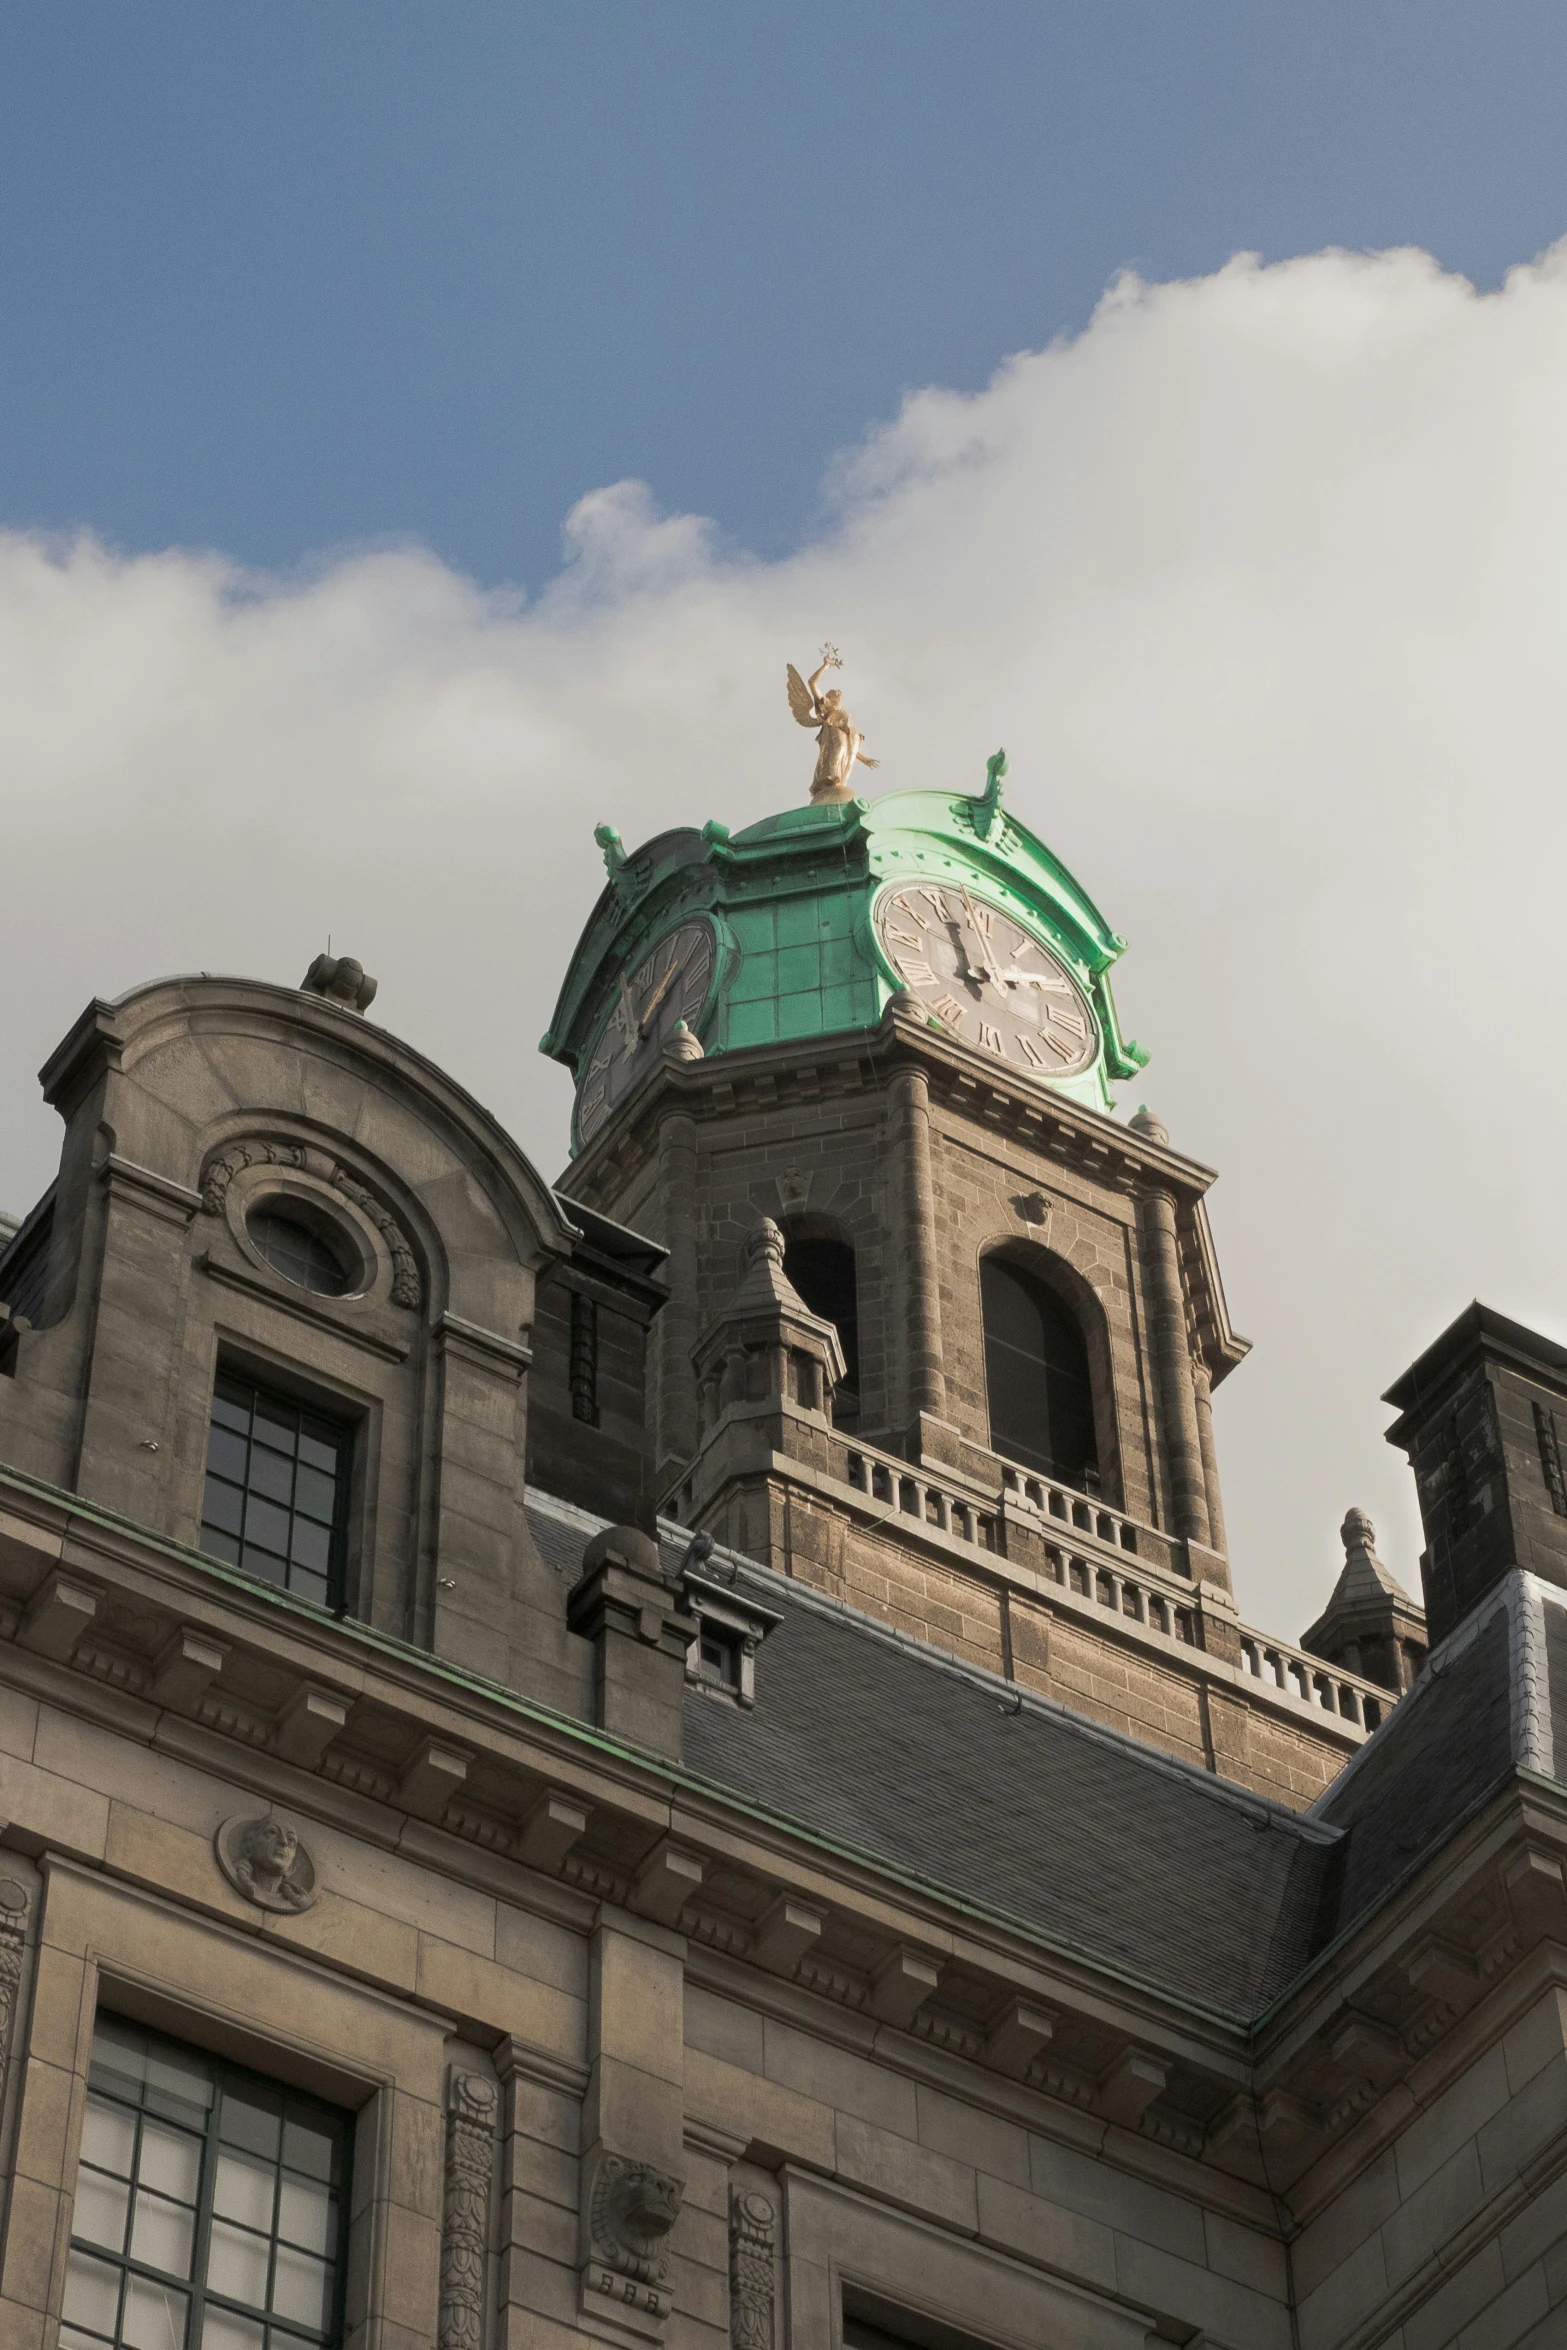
[{"xmin": 0, "ymin": 765, "xmax": 1562, "ymax": 2350}]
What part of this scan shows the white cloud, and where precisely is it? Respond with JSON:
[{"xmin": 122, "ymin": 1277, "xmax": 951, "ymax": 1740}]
[{"xmin": 4, "ymin": 239, "xmax": 1566, "ymax": 1640}]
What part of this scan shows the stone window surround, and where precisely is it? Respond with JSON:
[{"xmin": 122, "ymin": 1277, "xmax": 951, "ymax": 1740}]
[
  {"xmin": 779, "ymin": 2167, "xmax": 1152, "ymax": 2350},
  {"xmin": 6, "ymin": 1863, "xmax": 449, "ymax": 2349},
  {"xmin": 681, "ymin": 1567, "xmax": 784, "ymax": 1708},
  {"xmin": 211, "ymin": 1160, "xmax": 405, "ymax": 1322}
]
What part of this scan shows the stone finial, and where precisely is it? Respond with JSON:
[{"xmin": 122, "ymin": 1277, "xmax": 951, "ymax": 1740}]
[
  {"xmin": 664, "ymin": 1020, "xmax": 704, "ymax": 1063},
  {"xmin": 1129, "ymin": 1105, "xmax": 1169, "ymax": 1144},
  {"xmin": 748, "ymin": 1219, "xmax": 787, "ymax": 1275},
  {"xmin": 302, "ymin": 953, "xmax": 377, "ymax": 1014},
  {"xmin": 1342, "ymin": 1507, "xmax": 1377, "ymax": 1558}
]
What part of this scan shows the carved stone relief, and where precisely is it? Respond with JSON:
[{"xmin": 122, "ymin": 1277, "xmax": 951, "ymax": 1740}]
[
  {"xmin": 331, "ymin": 1166, "xmax": 422, "ymax": 1308},
  {"xmin": 0, "ymin": 1878, "xmax": 30, "ymax": 2082},
  {"xmin": 583, "ymin": 2149, "xmax": 683, "ymax": 2322},
  {"xmin": 198, "ymin": 1138, "xmax": 422, "ymax": 1309},
  {"xmin": 200, "ymin": 1140, "xmax": 305, "ymax": 1216},
  {"xmin": 728, "ymin": 2188, "xmax": 776, "ymax": 2350},
  {"xmin": 439, "ymin": 2069, "xmax": 498, "ymax": 2350},
  {"xmin": 214, "ymin": 1815, "xmax": 318, "ymax": 1912}
]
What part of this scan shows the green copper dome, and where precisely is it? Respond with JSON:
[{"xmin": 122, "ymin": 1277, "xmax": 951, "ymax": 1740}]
[{"xmin": 541, "ymin": 760, "xmax": 1147, "ymax": 1151}]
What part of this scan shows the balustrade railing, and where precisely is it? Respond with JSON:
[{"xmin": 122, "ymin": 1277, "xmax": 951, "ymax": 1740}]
[
  {"xmin": 999, "ymin": 1464, "xmax": 1140, "ymax": 1556},
  {"xmin": 1237, "ymin": 1635, "xmax": 1388, "ymax": 1730},
  {"xmin": 704, "ymin": 1419, "xmax": 1390, "ymax": 1733},
  {"xmin": 843, "ymin": 1450, "xmax": 1001, "ymax": 1553}
]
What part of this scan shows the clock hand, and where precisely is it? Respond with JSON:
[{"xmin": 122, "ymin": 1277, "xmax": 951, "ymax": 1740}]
[
  {"xmin": 615, "ymin": 972, "xmax": 640, "ymax": 1055},
  {"xmin": 637, "ymin": 956, "xmax": 683, "ymax": 1035},
  {"xmin": 990, "ymin": 967, "xmax": 1070, "ymax": 994},
  {"xmin": 957, "ymin": 886, "xmax": 1001, "ymax": 987}
]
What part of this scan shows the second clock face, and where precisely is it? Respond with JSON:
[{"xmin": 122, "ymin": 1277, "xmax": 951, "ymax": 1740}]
[
  {"xmin": 577, "ymin": 920, "xmax": 716, "ymax": 1144},
  {"xmin": 874, "ymin": 882, "xmax": 1098, "ymax": 1081}
]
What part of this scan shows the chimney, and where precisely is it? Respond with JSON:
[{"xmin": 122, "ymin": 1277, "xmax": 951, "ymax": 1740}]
[
  {"xmin": 1383, "ymin": 1303, "xmax": 1567, "ymax": 1648},
  {"xmin": 566, "ymin": 1524, "xmax": 695, "ymax": 1757}
]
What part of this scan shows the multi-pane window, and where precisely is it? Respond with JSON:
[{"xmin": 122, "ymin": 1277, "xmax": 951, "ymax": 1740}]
[
  {"xmin": 62, "ymin": 2014, "xmax": 348, "ymax": 2350},
  {"xmin": 200, "ymin": 1371, "xmax": 351, "ymax": 1609}
]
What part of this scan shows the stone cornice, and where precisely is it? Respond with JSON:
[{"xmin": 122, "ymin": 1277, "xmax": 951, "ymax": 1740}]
[{"xmin": 0, "ymin": 1457, "xmax": 1548, "ymax": 2213}]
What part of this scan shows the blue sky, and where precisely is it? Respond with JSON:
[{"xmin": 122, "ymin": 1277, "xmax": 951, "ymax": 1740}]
[{"xmin": 6, "ymin": 3, "xmax": 1567, "ymax": 586}]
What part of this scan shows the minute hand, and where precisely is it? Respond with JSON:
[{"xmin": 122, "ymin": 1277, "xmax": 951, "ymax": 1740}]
[
  {"xmin": 990, "ymin": 967, "xmax": 1070, "ymax": 994},
  {"xmin": 637, "ymin": 960, "xmax": 682, "ymax": 1034}
]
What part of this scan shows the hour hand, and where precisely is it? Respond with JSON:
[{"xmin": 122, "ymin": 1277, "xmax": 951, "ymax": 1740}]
[{"xmin": 957, "ymin": 887, "xmax": 1000, "ymax": 986}]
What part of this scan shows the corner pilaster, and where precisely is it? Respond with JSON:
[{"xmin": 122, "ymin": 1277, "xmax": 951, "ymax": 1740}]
[
  {"xmin": 1134, "ymin": 1184, "xmax": 1211, "ymax": 1547},
  {"xmin": 578, "ymin": 1906, "xmax": 687, "ymax": 2344}
]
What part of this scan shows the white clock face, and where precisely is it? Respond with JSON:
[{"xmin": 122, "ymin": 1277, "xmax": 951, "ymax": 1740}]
[
  {"xmin": 577, "ymin": 920, "xmax": 715, "ymax": 1144},
  {"xmin": 874, "ymin": 882, "xmax": 1098, "ymax": 1081}
]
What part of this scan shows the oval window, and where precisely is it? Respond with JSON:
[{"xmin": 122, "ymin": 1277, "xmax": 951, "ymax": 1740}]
[{"xmin": 247, "ymin": 1207, "xmax": 353, "ymax": 1297}]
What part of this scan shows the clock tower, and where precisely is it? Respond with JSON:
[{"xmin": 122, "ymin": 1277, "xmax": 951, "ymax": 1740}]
[{"xmin": 541, "ymin": 755, "xmax": 1380, "ymax": 1807}]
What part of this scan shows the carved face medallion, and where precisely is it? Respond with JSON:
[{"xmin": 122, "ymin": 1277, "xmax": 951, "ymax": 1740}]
[
  {"xmin": 874, "ymin": 882, "xmax": 1098, "ymax": 1082},
  {"xmin": 577, "ymin": 919, "xmax": 716, "ymax": 1145},
  {"xmin": 214, "ymin": 1814, "xmax": 319, "ymax": 1913}
]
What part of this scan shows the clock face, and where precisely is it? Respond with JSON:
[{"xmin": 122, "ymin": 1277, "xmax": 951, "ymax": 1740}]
[
  {"xmin": 577, "ymin": 920, "xmax": 716, "ymax": 1144},
  {"xmin": 873, "ymin": 882, "xmax": 1098, "ymax": 1082}
]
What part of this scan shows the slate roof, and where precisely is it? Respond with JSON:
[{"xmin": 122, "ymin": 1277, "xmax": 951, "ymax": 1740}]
[
  {"xmin": 1312, "ymin": 1568, "xmax": 1567, "ymax": 1937},
  {"xmin": 522, "ymin": 1491, "xmax": 1567, "ymax": 2027}
]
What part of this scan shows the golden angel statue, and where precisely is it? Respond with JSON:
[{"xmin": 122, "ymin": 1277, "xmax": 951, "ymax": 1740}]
[{"xmin": 786, "ymin": 644, "xmax": 879, "ymax": 804}]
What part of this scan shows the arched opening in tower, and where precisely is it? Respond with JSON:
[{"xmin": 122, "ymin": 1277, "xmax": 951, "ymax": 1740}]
[
  {"xmin": 981, "ymin": 1251, "xmax": 1099, "ymax": 1494},
  {"xmin": 782, "ymin": 1233, "xmax": 861, "ymax": 1432}
]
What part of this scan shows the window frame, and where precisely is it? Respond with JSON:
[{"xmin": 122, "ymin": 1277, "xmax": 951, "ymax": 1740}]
[
  {"xmin": 198, "ymin": 1362, "xmax": 358, "ymax": 1614},
  {"xmin": 62, "ymin": 2013, "xmax": 353, "ymax": 2350},
  {"xmin": 978, "ymin": 1245, "xmax": 1102, "ymax": 1497}
]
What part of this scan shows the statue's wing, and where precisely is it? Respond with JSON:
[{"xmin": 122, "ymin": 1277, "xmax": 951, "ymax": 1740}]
[{"xmin": 786, "ymin": 663, "xmax": 816, "ymax": 726}]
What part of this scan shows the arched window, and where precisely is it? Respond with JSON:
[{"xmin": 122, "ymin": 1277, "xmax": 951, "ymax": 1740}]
[
  {"xmin": 783, "ymin": 1232, "xmax": 860, "ymax": 1430},
  {"xmin": 981, "ymin": 1251, "xmax": 1099, "ymax": 1491}
]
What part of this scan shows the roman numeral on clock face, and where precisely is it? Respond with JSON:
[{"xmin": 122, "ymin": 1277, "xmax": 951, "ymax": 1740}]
[
  {"xmin": 978, "ymin": 1023, "xmax": 1004, "ymax": 1055},
  {"xmin": 896, "ymin": 956, "xmax": 936, "ymax": 986},
  {"xmin": 1049, "ymin": 1007, "xmax": 1088, "ymax": 1038},
  {"xmin": 929, "ymin": 994, "xmax": 966, "ymax": 1030}
]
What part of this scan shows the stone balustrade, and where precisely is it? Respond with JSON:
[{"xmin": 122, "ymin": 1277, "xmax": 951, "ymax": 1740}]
[
  {"xmin": 1238, "ymin": 1631, "xmax": 1391, "ymax": 1731},
  {"xmin": 842, "ymin": 1448, "xmax": 1002, "ymax": 1552},
  {"xmin": 999, "ymin": 1462, "xmax": 1142, "ymax": 1557},
  {"xmin": 679, "ymin": 1412, "xmax": 1397, "ymax": 1745}
]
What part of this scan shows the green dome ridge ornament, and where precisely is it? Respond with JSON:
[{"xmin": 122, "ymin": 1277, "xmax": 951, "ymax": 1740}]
[{"xmin": 542, "ymin": 661, "xmax": 1147, "ymax": 1151}]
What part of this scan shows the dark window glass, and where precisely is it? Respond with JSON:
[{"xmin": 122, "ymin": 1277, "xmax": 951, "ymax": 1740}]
[
  {"xmin": 200, "ymin": 1373, "xmax": 351, "ymax": 1610},
  {"xmin": 247, "ymin": 1210, "xmax": 352, "ymax": 1298},
  {"xmin": 698, "ymin": 1625, "xmax": 740, "ymax": 1690},
  {"xmin": 62, "ymin": 2014, "xmax": 349, "ymax": 2350},
  {"xmin": 981, "ymin": 1254, "xmax": 1099, "ymax": 1491},
  {"xmin": 783, "ymin": 1235, "xmax": 860, "ymax": 1431}
]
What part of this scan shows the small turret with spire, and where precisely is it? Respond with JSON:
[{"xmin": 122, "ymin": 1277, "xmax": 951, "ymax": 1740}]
[{"xmin": 1302, "ymin": 1508, "xmax": 1428, "ymax": 1694}]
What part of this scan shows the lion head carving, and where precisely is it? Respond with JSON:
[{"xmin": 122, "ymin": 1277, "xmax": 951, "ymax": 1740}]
[{"xmin": 589, "ymin": 2153, "xmax": 683, "ymax": 2283}]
